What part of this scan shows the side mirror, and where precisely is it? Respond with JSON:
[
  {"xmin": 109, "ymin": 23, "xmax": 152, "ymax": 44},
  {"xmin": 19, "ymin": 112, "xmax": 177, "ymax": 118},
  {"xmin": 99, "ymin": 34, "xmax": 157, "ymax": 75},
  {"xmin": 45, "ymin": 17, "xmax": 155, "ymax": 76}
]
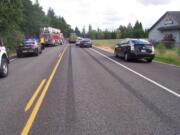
[{"xmin": 0, "ymin": 40, "xmax": 4, "ymax": 47}]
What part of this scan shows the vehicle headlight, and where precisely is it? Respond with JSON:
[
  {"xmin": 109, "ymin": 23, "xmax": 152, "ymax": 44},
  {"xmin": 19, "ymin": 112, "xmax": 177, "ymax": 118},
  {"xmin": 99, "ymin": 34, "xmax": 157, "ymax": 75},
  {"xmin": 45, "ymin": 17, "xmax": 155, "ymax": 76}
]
[{"xmin": 151, "ymin": 46, "xmax": 155, "ymax": 54}]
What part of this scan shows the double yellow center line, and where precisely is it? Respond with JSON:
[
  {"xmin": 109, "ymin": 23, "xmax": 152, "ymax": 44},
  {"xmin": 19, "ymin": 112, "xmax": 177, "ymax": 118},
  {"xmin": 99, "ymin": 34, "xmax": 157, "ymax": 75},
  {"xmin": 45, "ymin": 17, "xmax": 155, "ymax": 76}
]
[
  {"xmin": 24, "ymin": 79, "xmax": 46, "ymax": 112},
  {"xmin": 21, "ymin": 46, "xmax": 67, "ymax": 135}
]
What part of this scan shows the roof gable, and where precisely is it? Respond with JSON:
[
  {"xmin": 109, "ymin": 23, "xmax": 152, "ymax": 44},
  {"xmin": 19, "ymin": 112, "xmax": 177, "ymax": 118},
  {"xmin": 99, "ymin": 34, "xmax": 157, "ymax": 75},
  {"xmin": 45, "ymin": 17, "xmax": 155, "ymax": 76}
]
[{"xmin": 149, "ymin": 11, "xmax": 180, "ymax": 32}]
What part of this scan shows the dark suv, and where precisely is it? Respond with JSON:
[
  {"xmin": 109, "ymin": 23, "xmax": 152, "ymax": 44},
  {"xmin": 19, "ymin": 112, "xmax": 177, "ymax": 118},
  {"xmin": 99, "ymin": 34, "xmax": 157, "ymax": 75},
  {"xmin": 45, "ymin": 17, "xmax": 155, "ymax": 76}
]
[
  {"xmin": 79, "ymin": 38, "xmax": 92, "ymax": 48},
  {"xmin": 16, "ymin": 39, "xmax": 42, "ymax": 57},
  {"xmin": 114, "ymin": 39, "xmax": 155, "ymax": 62}
]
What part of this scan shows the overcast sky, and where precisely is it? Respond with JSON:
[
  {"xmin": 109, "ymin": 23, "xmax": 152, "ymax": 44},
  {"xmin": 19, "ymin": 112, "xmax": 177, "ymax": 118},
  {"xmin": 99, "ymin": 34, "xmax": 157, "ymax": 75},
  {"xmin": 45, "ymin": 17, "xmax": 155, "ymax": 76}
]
[{"xmin": 32, "ymin": 0, "xmax": 180, "ymax": 31}]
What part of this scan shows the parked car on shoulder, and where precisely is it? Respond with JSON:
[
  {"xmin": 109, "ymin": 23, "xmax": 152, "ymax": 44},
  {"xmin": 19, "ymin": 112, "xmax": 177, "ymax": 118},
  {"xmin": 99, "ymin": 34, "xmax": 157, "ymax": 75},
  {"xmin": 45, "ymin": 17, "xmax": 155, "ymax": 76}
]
[
  {"xmin": 114, "ymin": 38, "xmax": 155, "ymax": 62},
  {"xmin": 79, "ymin": 38, "xmax": 92, "ymax": 48},
  {"xmin": 76, "ymin": 37, "xmax": 83, "ymax": 46},
  {"xmin": 16, "ymin": 39, "xmax": 42, "ymax": 57},
  {"xmin": 0, "ymin": 39, "xmax": 9, "ymax": 77}
]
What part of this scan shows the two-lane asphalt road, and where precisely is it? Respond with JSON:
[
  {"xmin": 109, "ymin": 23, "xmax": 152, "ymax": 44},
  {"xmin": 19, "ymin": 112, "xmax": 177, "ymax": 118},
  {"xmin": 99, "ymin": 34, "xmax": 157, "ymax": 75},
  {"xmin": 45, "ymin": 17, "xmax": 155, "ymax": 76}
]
[{"xmin": 0, "ymin": 43, "xmax": 180, "ymax": 135}]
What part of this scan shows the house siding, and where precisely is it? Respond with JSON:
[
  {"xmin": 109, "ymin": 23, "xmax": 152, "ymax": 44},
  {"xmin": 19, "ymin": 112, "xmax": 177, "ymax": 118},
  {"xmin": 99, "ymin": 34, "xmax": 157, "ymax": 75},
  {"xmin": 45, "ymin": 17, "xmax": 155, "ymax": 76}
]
[{"xmin": 149, "ymin": 13, "xmax": 180, "ymax": 46}]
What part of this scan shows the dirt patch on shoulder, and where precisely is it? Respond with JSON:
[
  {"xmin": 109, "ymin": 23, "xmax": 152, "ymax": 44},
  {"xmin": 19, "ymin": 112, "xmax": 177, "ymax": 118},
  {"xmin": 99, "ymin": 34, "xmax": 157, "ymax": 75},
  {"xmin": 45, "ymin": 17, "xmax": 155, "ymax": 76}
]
[{"xmin": 93, "ymin": 45, "xmax": 114, "ymax": 53}]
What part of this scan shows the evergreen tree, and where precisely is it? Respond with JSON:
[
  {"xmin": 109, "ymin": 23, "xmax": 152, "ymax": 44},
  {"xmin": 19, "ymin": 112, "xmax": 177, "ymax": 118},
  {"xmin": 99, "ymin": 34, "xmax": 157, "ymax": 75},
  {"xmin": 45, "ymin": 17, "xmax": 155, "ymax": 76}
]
[
  {"xmin": 133, "ymin": 21, "xmax": 145, "ymax": 38},
  {"xmin": 75, "ymin": 27, "xmax": 81, "ymax": 36},
  {"xmin": 82, "ymin": 26, "xmax": 86, "ymax": 38}
]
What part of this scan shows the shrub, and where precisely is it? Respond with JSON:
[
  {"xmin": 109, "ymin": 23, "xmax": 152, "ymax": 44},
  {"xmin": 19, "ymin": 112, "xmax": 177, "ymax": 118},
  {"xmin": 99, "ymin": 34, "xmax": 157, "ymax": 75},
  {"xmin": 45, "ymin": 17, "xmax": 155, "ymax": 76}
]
[
  {"xmin": 162, "ymin": 34, "xmax": 175, "ymax": 49},
  {"xmin": 162, "ymin": 41, "xmax": 175, "ymax": 49}
]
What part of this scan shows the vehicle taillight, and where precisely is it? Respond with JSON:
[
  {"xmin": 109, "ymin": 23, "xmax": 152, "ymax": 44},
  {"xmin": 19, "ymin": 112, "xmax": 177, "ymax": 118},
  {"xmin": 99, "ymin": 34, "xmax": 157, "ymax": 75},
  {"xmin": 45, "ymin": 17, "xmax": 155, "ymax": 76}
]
[
  {"xmin": 151, "ymin": 45, "xmax": 155, "ymax": 54},
  {"xmin": 16, "ymin": 45, "xmax": 21, "ymax": 49},
  {"xmin": 131, "ymin": 45, "xmax": 135, "ymax": 51},
  {"xmin": 31, "ymin": 44, "xmax": 36, "ymax": 48}
]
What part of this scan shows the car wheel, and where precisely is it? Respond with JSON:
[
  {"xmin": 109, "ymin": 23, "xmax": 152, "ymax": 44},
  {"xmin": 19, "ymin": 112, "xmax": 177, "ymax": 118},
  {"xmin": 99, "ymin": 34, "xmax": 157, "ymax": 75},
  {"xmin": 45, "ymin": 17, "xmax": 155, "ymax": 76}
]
[
  {"xmin": 0, "ymin": 58, "xmax": 8, "ymax": 77},
  {"xmin": 35, "ymin": 49, "xmax": 39, "ymax": 56},
  {"xmin": 114, "ymin": 51, "xmax": 118, "ymax": 57},
  {"xmin": 146, "ymin": 58, "xmax": 153, "ymax": 63},
  {"xmin": 17, "ymin": 52, "xmax": 23, "ymax": 58},
  {"xmin": 125, "ymin": 53, "xmax": 130, "ymax": 61}
]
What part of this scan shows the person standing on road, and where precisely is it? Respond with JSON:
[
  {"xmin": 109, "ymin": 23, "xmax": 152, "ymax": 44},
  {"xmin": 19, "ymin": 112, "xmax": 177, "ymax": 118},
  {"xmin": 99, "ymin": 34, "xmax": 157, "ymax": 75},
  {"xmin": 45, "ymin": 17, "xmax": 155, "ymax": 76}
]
[{"xmin": 40, "ymin": 36, "xmax": 45, "ymax": 49}]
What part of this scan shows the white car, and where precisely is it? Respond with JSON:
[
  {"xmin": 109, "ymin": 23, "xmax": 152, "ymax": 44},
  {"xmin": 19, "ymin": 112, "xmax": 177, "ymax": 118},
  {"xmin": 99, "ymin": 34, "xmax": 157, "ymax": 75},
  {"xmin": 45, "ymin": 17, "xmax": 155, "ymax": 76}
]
[
  {"xmin": 76, "ymin": 37, "xmax": 83, "ymax": 46},
  {"xmin": 0, "ymin": 40, "xmax": 9, "ymax": 77}
]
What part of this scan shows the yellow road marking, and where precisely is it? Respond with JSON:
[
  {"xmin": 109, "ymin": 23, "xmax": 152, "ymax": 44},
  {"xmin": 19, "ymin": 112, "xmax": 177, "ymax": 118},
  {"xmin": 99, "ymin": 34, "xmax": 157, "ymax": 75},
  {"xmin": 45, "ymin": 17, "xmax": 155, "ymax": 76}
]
[
  {"xmin": 24, "ymin": 79, "xmax": 46, "ymax": 112},
  {"xmin": 58, "ymin": 53, "xmax": 61, "ymax": 58},
  {"xmin": 21, "ymin": 46, "xmax": 68, "ymax": 135}
]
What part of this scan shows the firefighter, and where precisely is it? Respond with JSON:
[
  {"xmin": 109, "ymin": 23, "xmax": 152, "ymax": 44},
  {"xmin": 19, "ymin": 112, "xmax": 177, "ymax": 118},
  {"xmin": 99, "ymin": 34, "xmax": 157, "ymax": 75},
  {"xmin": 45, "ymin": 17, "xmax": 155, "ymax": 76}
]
[{"xmin": 39, "ymin": 36, "xmax": 45, "ymax": 50}]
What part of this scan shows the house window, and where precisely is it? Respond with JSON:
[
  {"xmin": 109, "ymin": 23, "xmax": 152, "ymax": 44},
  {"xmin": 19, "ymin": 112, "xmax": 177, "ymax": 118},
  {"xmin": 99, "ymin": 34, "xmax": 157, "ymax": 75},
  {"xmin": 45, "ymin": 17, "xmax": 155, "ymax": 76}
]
[{"xmin": 164, "ymin": 15, "xmax": 173, "ymax": 25}]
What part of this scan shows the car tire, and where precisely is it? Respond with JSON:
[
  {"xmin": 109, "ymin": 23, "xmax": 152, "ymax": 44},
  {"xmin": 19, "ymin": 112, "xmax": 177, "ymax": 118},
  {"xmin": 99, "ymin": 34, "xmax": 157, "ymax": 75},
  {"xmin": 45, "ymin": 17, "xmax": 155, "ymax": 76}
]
[
  {"xmin": 146, "ymin": 58, "xmax": 153, "ymax": 63},
  {"xmin": 17, "ymin": 52, "xmax": 23, "ymax": 58},
  {"xmin": 125, "ymin": 53, "xmax": 130, "ymax": 61},
  {"xmin": 0, "ymin": 58, "xmax": 8, "ymax": 77},
  {"xmin": 114, "ymin": 51, "xmax": 118, "ymax": 57},
  {"xmin": 35, "ymin": 49, "xmax": 39, "ymax": 56}
]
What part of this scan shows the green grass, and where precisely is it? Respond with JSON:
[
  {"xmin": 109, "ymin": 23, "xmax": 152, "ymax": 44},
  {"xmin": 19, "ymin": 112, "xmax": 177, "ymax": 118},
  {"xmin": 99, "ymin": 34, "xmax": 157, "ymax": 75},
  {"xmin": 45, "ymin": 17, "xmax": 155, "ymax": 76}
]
[
  {"xmin": 155, "ymin": 45, "xmax": 180, "ymax": 66},
  {"xmin": 155, "ymin": 55, "xmax": 180, "ymax": 66},
  {"xmin": 93, "ymin": 39, "xmax": 180, "ymax": 66}
]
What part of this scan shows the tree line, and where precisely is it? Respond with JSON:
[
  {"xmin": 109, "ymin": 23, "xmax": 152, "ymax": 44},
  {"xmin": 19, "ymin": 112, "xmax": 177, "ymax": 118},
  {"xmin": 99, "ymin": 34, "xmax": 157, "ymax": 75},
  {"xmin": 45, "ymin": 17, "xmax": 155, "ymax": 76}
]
[
  {"xmin": 0, "ymin": 0, "xmax": 72, "ymax": 51},
  {"xmin": 74, "ymin": 21, "xmax": 148, "ymax": 39}
]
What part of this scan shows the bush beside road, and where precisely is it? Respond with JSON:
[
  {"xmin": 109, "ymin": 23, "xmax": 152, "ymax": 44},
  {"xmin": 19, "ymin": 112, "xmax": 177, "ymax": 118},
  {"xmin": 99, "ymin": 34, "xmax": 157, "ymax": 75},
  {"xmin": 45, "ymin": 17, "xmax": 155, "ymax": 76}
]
[{"xmin": 93, "ymin": 39, "xmax": 180, "ymax": 66}]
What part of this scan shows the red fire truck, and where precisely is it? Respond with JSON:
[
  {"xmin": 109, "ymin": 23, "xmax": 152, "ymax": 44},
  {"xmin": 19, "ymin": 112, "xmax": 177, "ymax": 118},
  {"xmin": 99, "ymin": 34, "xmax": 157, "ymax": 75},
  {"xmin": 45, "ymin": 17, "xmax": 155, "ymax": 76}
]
[{"xmin": 40, "ymin": 27, "xmax": 63, "ymax": 46}]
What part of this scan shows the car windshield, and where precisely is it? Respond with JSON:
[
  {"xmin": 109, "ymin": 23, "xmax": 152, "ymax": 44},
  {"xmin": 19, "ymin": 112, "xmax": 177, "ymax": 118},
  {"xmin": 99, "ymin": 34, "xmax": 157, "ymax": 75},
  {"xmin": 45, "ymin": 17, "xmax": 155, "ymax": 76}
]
[
  {"xmin": 23, "ymin": 41, "xmax": 34, "ymax": 46},
  {"xmin": 131, "ymin": 39, "xmax": 150, "ymax": 45},
  {"xmin": 83, "ymin": 39, "xmax": 90, "ymax": 42}
]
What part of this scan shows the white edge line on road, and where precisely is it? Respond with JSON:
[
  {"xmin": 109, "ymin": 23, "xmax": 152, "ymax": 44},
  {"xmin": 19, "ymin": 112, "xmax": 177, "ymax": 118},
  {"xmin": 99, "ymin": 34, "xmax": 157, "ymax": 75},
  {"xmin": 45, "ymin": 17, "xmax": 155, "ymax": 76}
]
[
  {"xmin": 90, "ymin": 48, "xmax": 180, "ymax": 98},
  {"xmin": 10, "ymin": 58, "xmax": 16, "ymax": 62}
]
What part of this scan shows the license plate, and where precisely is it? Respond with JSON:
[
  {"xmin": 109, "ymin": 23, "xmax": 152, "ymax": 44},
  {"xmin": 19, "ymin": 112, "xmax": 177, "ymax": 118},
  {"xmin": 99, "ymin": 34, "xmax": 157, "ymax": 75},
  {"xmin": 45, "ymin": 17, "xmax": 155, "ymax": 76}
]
[
  {"xmin": 22, "ymin": 50, "xmax": 28, "ymax": 53},
  {"xmin": 141, "ymin": 50, "xmax": 146, "ymax": 53},
  {"xmin": 29, "ymin": 50, "xmax": 34, "ymax": 52}
]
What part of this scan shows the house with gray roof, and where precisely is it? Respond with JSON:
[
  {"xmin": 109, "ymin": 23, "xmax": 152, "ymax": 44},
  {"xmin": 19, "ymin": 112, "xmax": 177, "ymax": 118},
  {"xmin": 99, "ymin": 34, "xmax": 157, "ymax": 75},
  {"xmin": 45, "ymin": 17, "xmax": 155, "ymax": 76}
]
[{"xmin": 149, "ymin": 11, "xmax": 180, "ymax": 46}]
